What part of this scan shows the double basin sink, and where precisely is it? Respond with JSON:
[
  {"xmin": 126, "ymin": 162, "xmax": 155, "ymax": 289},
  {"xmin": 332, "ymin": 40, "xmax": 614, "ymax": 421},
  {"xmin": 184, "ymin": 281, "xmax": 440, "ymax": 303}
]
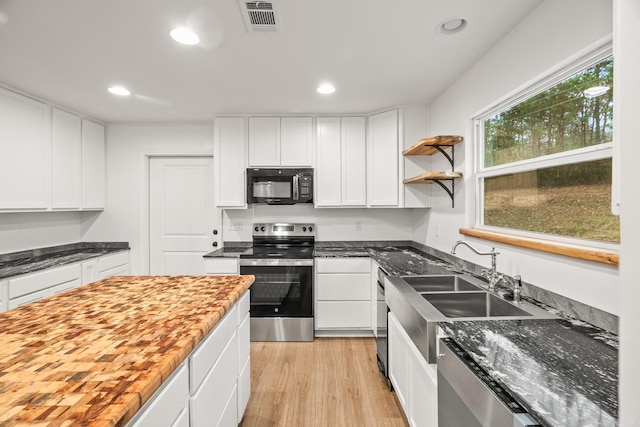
[
  {"xmin": 402, "ymin": 275, "xmax": 532, "ymax": 318},
  {"xmin": 385, "ymin": 273, "xmax": 557, "ymax": 363}
]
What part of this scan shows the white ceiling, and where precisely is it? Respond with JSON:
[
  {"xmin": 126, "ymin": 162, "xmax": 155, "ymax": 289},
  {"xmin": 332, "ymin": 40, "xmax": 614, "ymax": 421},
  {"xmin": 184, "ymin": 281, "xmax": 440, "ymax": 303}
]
[{"xmin": 0, "ymin": 0, "xmax": 543, "ymax": 122}]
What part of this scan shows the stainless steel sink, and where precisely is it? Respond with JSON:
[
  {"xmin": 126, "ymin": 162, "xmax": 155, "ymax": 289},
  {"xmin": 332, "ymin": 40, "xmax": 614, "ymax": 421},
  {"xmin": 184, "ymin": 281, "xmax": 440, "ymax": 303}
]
[
  {"xmin": 401, "ymin": 275, "xmax": 482, "ymax": 292},
  {"xmin": 421, "ymin": 292, "xmax": 532, "ymax": 318}
]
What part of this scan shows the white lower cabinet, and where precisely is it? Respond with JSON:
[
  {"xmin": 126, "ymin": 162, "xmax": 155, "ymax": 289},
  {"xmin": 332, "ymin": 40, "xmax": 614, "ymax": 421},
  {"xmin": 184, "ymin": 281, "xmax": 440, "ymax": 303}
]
[
  {"xmin": 388, "ymin": 312, "xmax": 438, "ymax": 427},
  {"xmin": 315, "ymin": 257, "xmax": 372, "ymax": 334},
  {"xmin": 204, "ymin": 258, "xmax": 239, "ymax": 275},
  {"xmin": 131, "ymin": 363, "xmax": 190, "ymax": 427},
  {"xmin": 7, "ymin": 263, "xmax": 81, "ymax": 309},
  {"xmin": 129, "ymin": 290, "xmax": 250, "ymax": 427},
  {"xmin": 98, "ymin": 251, "xmax": 130, "ymax": 279}
]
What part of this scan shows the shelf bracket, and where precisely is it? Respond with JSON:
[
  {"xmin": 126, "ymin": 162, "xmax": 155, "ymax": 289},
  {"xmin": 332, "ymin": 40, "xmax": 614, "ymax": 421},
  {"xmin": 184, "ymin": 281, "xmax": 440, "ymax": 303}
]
[
  {"xmin": 432, "ymin": 145, "xmax": 455, "ymax": 169},
  {"xmin": 431, "ymin": 179, "xmax": 456, "ymax": 208}
]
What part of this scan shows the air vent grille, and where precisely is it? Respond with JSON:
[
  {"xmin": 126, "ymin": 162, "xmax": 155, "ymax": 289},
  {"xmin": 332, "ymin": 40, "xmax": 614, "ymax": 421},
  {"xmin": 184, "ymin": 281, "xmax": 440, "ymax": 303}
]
[{"xmin": 239, "ymin": 0, "xmax": 280, "ymax": 33}]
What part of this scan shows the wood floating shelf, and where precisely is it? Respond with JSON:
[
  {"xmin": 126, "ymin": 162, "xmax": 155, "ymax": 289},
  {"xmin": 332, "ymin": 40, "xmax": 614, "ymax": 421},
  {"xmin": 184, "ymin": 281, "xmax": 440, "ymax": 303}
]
[
  {"xmin": 403, "ymin": 171, "xmax": 463, "ymax": 184},
  {"xmin": 402, "ymin": 135, "xmax": 463, "ymax": 156}
]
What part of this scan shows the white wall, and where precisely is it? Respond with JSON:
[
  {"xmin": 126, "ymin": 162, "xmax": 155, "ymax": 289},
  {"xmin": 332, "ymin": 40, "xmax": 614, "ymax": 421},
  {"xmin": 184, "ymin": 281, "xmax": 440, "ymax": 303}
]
[
  {"xmin": 0, "ymin": 211, "xmax": 84, "ymax": 253},
  {"xmin": 223, "ymin": 205, "xmax": 421, "ymax": 242},
  {"xmin": 616, "ymin": 0, "xmax": 640, "ymax": 423},
  {"xmin": 81, "ymin": 123, "xmax": 214, "ymax": 274},
  {"xmin": 414, "ymin": 0, "xmax": 619, "ymax": 315}
]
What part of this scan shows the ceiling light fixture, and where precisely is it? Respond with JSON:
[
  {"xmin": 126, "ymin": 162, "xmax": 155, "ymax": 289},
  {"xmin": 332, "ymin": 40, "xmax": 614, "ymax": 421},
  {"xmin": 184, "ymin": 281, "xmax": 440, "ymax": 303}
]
[
  {"xmin": 436, "ymin": 18, "xmax": 467, "ymax": 35},
  {"xmin": 108, "ymin": 86, "xmax": 131, "ymax": 96},
  {"xmin": 170, "ymin": 27, "xmax": 200, "ymax": 45},
  {"xmin": 317, "ymin": 83, "xmax": 335, "ymax": 95},
  {"xmin": 583, "ymin": 86, "xmax": 610, "ymax": 98}
]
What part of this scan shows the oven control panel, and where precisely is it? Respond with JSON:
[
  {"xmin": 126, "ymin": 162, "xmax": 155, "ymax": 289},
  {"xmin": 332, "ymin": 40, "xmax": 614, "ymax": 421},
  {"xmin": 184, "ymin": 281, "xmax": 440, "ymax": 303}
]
[{"xmin": 252, "ymin": 223, "xmax": 315, "ymax": 237}]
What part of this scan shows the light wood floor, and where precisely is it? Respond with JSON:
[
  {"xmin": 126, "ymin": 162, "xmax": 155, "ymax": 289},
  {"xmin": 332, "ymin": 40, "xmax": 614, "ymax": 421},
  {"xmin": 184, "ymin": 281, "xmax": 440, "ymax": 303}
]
[{"xmin": 239, "ymin": 337, "xmax": 409, "ymax": 427}]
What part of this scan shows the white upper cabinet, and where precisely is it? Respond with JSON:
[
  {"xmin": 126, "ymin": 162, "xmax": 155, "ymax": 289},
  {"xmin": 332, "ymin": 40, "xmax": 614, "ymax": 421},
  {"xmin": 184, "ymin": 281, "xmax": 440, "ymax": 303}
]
[
  {"xmin": 81, "ymin": 119, "xmax": 105, "ymax": 209},
  {"xmin": 248, "ymin": 117, "xmax": 280, "ymax": 167},
  {"xmin": 280, "ymin": 117, "xmax": 313, "ymax": 166},
  {"xmin": 214, "ymin": 117, "xmax": 247, "ymax": 208},
  {"xmin": 52, "ymin": 108, "xmax": 82, "ymax": 209},
  {"xmin": 248, "ymin": 117, "xmax": 313, "ymax": 167},
  {"xmin": 0, "ymin": 88, "xmax": 51, "ymax": 210},
  {"xmin": 367, "ymin": 109, "xmax": 399, "ymax": 206},
  {"xmin": 316, "ymin": 117, "xmax": 366, "ymax": 207}
]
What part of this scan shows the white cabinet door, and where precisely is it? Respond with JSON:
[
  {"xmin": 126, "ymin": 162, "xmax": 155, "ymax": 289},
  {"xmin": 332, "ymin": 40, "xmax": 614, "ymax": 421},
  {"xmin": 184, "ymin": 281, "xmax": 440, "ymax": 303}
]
[
  {"xmin": 315, "ymin": 117, "xmax": 342, "ymax": 206},
  {"xmin": 408, "ymin": 343, "xmax": 438, "ymax": 427},
  {"xmin": 215, "ymin": 117, "xmax": 247, "ymax": 208},
  {"xmin": 81, "ymin": 259, "xmax": 99, "ymax": 285},
  {"xmin": 81, "ymin": 119, "xmax": 105, "ymax": 209},
  {"xmin": 0, "ymin": 88, "xmax": 51, "ymax": 210},
  {"xmin": 341, "ymin": 117, "xmax": 367, "ymax": 206},
  {"xmin": 367, "ymin": 110, "xmax": 399, "ymax": 206},
  {"xmin": 248, "ymin": 117, "xmax": 280, "ymax": 167},
  {"xmin": 388, "ymin": 312, "xmax": 409, "ymax": 412},
  {"xmin": 280, "ymin": 117, "xmax": 313, "ymax": 166},
  {"xmin": 52, "ymin": 108, "xmax": 82, "ymax": 209}
]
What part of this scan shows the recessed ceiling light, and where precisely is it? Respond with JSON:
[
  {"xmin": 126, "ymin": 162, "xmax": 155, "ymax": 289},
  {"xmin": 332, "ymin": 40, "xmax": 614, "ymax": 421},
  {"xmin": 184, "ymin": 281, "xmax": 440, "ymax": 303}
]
[
  {"xmin": 317, "ymin": 83, "xmax": 336, "ymax": 95},
  {"xmin": 170, "ymin": 27, "xmax": 200, "ymax": 45},
  {"xmin": 108, "ymin": 86, "xmax": 131, "ymax": 96},
  {"xmin": 583, "ymin": 86, "xmax": 610, "ymax": 98},
  {"xmin": 437, "ymin": 18, "xmax": 467, "ymax": 35}
]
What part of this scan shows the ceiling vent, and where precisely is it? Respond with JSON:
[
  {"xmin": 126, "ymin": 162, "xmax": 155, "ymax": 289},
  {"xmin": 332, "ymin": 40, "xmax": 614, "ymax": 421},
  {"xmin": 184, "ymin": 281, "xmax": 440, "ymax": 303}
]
[{"xmin": 239, "ymin": 0, "xmax": 280, "ymax": 33}]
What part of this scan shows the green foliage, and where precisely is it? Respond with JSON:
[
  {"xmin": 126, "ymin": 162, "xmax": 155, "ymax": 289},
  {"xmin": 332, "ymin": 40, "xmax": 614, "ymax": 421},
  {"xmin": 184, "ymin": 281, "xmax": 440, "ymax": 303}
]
[{"xmin": 484, "ymin": 57, "xmax": 614, "ymax": 167}]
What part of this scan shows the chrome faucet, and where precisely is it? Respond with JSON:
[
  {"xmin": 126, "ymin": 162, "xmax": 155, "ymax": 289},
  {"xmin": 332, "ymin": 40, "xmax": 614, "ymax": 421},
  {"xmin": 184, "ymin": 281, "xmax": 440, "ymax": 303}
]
[{"xmin": 451, "ymin": 240, "xmax": 501, "ymax": 290}]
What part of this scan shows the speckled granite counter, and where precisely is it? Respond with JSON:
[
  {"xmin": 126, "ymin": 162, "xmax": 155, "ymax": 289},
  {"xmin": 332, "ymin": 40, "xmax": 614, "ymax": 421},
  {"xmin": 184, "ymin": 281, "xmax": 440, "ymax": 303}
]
[
  {"xmin": 0, "ymin": 242, "xmax": 130, "ymax": 279},
  {"xmin": 0, "ymin": 274, "xmax": 254, "ymax": 426}
]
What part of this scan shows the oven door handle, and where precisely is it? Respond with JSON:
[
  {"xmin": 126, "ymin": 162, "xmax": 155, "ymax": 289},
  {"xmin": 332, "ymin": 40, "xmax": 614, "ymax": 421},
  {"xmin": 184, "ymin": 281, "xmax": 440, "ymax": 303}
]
[{"xmin": 239, "ymin": 259, "xmax": 314, "ymax": 267}]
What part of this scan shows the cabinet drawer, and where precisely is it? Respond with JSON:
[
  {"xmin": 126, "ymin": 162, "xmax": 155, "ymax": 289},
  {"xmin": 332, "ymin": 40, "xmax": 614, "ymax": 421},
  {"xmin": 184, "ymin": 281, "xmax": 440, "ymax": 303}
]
[
  {"xmin": 8, "ymin": 263, "xmax": 81, "ymax": 299},
  {"xmin": 238, "ymin": 312, "xmax": 250, "ymax": 366},
  {"xmin": 130, "ymin": 363, "xmax": 189, "ymax": 427},
  {"xmin": 50, "ymin": 278, "xmax": 81, "ymax": 295},
  {"xmin": 99, "ymin": 251, "xmax": 129, "ymax": 271},
  {"xmin": 238, "ymin": 357, "xmax": 251, "ymax": 422},
  {"xmin": 189, "ymin": 335, "xmax": 238, "ymax": 426},
  {"xmin": 316, "ymin": 274, "xmax": 370, "ymax": 300},
  {"xmin": 316, "ymin": 257, "xmax": 370, "ymax": 273},
  {"xmin": 189, "ymin": 305, "xmax": 237, "ymax": 393},
  {"xmin": 204, "ymin": 258, "xmax": 238, "ymax": 275},
  {"xmin": 316, "ymin": 301, "xmax": 371, "ymax": 329},
  {"xmin": 8, "ymin": 288, "xmax": 49, "ymax": 309}
]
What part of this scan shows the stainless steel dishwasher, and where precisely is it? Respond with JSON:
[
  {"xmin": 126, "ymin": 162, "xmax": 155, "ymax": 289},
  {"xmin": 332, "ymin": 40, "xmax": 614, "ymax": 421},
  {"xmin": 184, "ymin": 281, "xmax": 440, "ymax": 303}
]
[{"xmin": 438, "ymin": 337, "xmax": 542, "ymax": 427}]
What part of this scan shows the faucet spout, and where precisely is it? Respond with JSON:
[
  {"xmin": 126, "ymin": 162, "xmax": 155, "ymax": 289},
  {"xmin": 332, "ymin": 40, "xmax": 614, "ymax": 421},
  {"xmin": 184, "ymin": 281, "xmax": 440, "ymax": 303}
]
[{"xmin": 450, "ymin": 240, "xmax": 501, "ymax": 290}]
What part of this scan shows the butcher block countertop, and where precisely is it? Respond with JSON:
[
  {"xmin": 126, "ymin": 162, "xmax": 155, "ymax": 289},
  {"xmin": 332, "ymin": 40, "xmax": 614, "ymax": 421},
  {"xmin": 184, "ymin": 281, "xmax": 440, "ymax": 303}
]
[{"xmin": 0, "ymin": 274, "xmax": 254, "ymax": 427}]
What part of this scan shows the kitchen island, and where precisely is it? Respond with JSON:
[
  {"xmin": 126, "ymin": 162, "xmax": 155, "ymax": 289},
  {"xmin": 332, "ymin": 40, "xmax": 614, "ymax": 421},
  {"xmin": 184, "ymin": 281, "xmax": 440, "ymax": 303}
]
[{"xmin": 0, "ymin": 274, "xmax": 254, "ymax": 426}]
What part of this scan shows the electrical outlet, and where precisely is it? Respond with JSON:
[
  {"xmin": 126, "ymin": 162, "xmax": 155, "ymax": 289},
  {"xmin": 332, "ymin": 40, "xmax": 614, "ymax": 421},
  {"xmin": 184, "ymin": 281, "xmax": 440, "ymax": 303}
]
[
  {"xmin": 229, "ymin": 223, "xmax": 242, "ymax": 231},
  {"xmin": 355, "ymin": 221, "xmax": 362, "ymax": 231}
]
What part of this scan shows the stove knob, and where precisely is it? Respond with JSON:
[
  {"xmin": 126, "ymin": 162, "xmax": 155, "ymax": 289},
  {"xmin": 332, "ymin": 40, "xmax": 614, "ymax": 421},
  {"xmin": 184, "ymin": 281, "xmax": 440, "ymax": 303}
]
[
  {"xmin": 254, "ymin": 226, "xmax": 259, "ymax": 232},
  {"xmin": 261, "ymin": 226, "xmax": 266, "ymax": 232},
  {"xmin": 309, "ymin": 226, "xmax": 313, "ymax": 232},
  {"xmin": 302, "ymin": 226, "xmax": 307, "ymax": 232}
]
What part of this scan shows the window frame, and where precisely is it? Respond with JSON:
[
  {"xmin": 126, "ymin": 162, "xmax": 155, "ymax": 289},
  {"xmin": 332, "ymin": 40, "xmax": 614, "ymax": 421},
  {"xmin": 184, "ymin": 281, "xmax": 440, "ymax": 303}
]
[{"xmin": 472, "ymin": 44, "xmax": 618, "ymax": 252}]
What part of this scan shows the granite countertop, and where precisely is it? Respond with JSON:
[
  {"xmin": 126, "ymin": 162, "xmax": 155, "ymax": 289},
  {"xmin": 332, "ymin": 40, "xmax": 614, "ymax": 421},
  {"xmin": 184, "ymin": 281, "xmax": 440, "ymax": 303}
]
[
  {"xmin": 313, "ymin": 242, "xmax": 619, "ymax": 426},
  {"xmin": 0, "ymin": 242, "xmax": 130, "ymax": 279},
  {"xmin": 0, "ymin": 274, "xmax": 254, "ymax": 426}
]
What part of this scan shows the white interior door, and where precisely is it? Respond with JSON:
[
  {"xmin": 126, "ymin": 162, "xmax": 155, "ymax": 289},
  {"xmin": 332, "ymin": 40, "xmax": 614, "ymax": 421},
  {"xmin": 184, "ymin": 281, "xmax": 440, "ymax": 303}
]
[{"xmin": 150, "ymin": 157, "xmax": 216, "ymax": 275}]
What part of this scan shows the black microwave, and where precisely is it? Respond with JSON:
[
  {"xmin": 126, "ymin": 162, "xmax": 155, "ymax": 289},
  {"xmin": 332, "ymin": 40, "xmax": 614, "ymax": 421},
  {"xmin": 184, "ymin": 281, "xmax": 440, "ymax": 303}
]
[{"xmin": 247, "ymin": 168, "xmax": 313, "ymax": 205}]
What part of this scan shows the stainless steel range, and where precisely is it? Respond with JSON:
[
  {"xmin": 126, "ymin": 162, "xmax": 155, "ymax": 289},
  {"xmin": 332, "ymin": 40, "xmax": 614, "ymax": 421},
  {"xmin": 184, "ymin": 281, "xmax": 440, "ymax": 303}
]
[{"xmin": 239, "ymin": 223, "xmax": 315, "ymax": 342}]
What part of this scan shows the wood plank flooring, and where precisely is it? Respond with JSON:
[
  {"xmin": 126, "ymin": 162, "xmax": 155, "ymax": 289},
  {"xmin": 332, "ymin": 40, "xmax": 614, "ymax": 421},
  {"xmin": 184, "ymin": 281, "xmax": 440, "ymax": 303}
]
[{"xmin": 240, "ymin": 337, "xmax": 409, "ymax": 427}]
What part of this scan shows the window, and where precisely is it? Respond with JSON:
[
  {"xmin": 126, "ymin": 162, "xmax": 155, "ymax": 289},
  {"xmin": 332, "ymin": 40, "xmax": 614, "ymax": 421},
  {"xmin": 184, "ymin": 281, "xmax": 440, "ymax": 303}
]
[{"xmin": 476, "ymin": 50, "xmax": 619, "ymax": 246}]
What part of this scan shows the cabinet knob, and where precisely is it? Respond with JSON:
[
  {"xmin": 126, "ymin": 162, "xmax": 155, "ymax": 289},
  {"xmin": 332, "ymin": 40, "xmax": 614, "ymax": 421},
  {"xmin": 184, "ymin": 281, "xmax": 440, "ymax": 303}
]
[
  {"xmin": 213, "ymin": 229, "xmax": 218, "ymax": 235},
  {"xmin": 212, "ymin": 242, "xmax": 218, "ymax": 247}
]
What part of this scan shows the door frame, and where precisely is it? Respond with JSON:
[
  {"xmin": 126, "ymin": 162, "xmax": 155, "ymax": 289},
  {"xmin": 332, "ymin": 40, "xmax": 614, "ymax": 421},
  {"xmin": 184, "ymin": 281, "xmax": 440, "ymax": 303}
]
[{"xmin": 140, "ymin": 154, "xmax": 219, "ymax": 275}]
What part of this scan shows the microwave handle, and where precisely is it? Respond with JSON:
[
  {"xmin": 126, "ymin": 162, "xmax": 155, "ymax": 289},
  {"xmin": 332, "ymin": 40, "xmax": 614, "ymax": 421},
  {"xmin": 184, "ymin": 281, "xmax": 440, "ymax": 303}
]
[{"xmin": 293, "ymin": 174, "xmax": 299, "ymax": 200}]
